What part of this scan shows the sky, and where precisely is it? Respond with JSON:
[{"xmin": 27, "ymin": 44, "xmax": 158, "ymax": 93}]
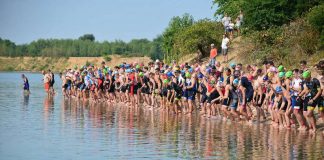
[{"xmin": 0, "ymin": 0, "xmax": 216, "ymax": 44}]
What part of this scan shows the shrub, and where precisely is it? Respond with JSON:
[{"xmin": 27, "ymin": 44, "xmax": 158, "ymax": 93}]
[
  {"xmin": 103, "ymin": 55, "xmax": 112, "ymax": 62},
  {"xmin": 307, "ymin": 4, "xmax": 324, "ymax": 48},
  {"xmin": 307, "ymin": 4, "xmax": 324, "ymax": 32},
  {"xmin": 85, "ymin": 60, "xmax": 90, "ymax": 66},
  {"xmin": 239, "ymin": 19, "xmax": 319, "ymax": 68}
]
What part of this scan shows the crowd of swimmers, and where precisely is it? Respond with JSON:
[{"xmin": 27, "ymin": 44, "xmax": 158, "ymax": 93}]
[{"xmin": 50, "ymin": 58, "xmax": 324, "ymax": 133}]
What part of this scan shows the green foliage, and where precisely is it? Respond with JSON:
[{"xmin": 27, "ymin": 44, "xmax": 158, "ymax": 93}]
[
  {"xmin": 213, "ymin": 0, "xmax": 244, "ymax": 19},
  {"xmin": 0, "ymin": 36, "xmax": 164, "ymax": 60},
  {"xmin": 173, "ymin": 19, "xmax": 224, "ymax": 59},
  {"xmin": 162, "ymin": 13, "xmax": 194, "ymax": 62},
  {"xmin": 0, "ymin": 38, "xmax": 16, "ymax": 57},
  {"xmin": 149, "ymin": 35, "xmax": 164, "ymax": 61},
  {"xmin": 85, "ymin": 60, "xmax": 90, "ymax": 67},
  {"xmin": 79, "ymin": 34, "xmax": 95, "ymax": 41},
  {"xmin": 241, "ymin": 19, "xmax": 320, "ymax": 67},
  {"xmin": 306, "ymin": 4, "xmax": 324, "ymax": 48},
  {"xmin": 213, "ymin": 0, "xmax": 321, "ymax": 30},
  {"xmin": 103, "ymin": 55, "xmax": 112, "ymax": 62}
]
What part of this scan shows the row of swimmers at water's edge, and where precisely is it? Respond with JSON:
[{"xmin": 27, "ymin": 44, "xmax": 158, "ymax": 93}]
[{"xmin": 27, "ymin": 59, "xmax": 324, "ymax": 133}]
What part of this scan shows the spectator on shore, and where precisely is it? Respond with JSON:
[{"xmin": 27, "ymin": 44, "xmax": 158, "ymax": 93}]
[
  {"xmin": 221, "ymin": 34, "xmax": 230, "ymax": 63},
  {"xmin": 209, "ymin": 44, "xmax": 217, "ymax": 66},
  {"xmin": 228, "ymin": 20, "xmax": 235, "ymax": 39},
  {"xmin": 239, "ymin": 10, "xmax": 244, "ymax": 24},
  {"xmin": 235, "ymin": 17, "xmax": 241, "ymax": 36},
  {"xmin": 221, "ymin": 13, "xmax": 231, "ymax": 34}
]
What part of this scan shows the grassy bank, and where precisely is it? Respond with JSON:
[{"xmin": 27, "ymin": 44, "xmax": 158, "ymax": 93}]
[{"xmin": 0, "ymin": 55, "xmax": 152, "ymax": 72}]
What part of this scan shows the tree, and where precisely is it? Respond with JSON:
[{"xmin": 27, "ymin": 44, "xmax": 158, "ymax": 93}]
[
  {"xmin": 173, "ymin": 19, "xmax": 224, "ymax": 59},
  {"xmin": 149, "ymin": 35, "xmax": 164, "ymax": 60},
  {"xmin": 78, "ymin": 34, "xmax": 95, "ymax": 42},
  {"xmin": 213, "ymin": 0, "xmax": 321, "ymax": 30},
  {"xmin": 162, "ymin": 13, "xmax": 194, "ymax": 62}
]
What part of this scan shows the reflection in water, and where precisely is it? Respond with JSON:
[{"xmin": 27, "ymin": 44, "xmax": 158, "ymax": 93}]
[
  {"xmin": 43, "ymin": 96, "xmax": 54, "ymax": 123},
  {"xmin": 23, "ymin": 93, "xmax": 29, "ymax": 108},
  {"xmin": 59, "ymin": 100, "xmax": 324, "ymax": 159}
]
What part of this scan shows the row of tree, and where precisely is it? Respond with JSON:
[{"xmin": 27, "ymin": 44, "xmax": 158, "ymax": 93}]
[
  {"xmin": 213, "ymin": 0, "xmax": 321, "ymax": 31},
  {"xmin": 0, "ymin": 35, "xmax": 164, "ymax": 60},
  {"xmin": 0, "ymin": 13, "xmax": 224, "ymax": 63},
  {"xmin": 2, "ymin": 0, "xmax": 321, "ymax": 63}
]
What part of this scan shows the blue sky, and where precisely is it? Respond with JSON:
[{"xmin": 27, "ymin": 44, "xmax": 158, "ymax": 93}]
[{"xmin": 0, "ymin": 0, "xmax": 216, "ymax": 44}]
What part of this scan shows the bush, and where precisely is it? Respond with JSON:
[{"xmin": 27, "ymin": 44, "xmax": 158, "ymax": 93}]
[
  {"xmin": 240, "ymin": 19, "xmax": 320, "ymax": 68},
  {"xmin": 307, "ymin": 4, "xmax": 324, "ymax": 32},
  {"xmin": 103, "ymin": 55, "xmax": 112, "ymax": 62},
  {"xmin": 307, "ymin": 4, "xmax": 324, "ymax": 48},
  {"xmin": 85, "ymin": 60, "xmax": 90, "ymax": 66},
  {"xmin": 171, "ymin": 20, "xmax": 224, "ymax": 62}
]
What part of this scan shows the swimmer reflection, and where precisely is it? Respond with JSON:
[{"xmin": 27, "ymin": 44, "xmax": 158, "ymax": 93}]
[
  {"xmin": 43, "ymin": 95, "xmax": 54, "ymax": 122},
  {"xmin": 58, "ymin": 100, "xmax": 324, "ymax": 159},
  {"xmin": 23, "ymin": 93, "xmax": 29, "ymax": 107}
]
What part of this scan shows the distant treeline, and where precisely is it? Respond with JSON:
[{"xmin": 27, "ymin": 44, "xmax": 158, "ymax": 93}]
[{"xmin": 0, "ymin": 34, "xmax": 164, "ymax": 60}]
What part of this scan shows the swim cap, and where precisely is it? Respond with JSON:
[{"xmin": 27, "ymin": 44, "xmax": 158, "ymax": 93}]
[
  {"xmin": 285, "ymin": 71, "xmax": 293, "ymax": 78},
  {"xmin": 188, "ymin": 68, "xmax": 193, "ymax": 73},
  {"xmin": 185, "ymin": 72, "xmax": 191, "ymax": 78},
  {"xmin": 74, "ymin": 65, "xmax": 78, "ymax": 70},
  {"xmin": 166, "ymin": 72, "xmax": 173, "ymax": 77},
  {"xmin": 163, "ymin": 79, "xmax": 169, "ymax": 84},
  {"xmin": 263, "ymin": 75, "xmax": 269, "ymax": 81},
  {"xmin": 230, "ymin": 63, "xmax": 236, "ymax": 69},
  {"xmin": 139, "ymin": 72, "xmax": 144, "ymax": 77},
  {"xmin": 103, "ymin": 68, "xmax": 108, "ymax": 75},
  {"xmin": 278, "ymin": 65, "xmax": 284, "ymax": 72},
  {"xmin": 233, "ymin": 78, "xmax": 239, "ymax": 85},
  {"xmin": 136, "ymin": 64, "xmax": 140, "ymax": 69},
  {"xmin": 275, "ymin": 86, "xmax": 283, "ymax": 93},
  {"xmin": 198, "ymin": 73, "xmax": 204, "ymax": 79},
  {"xmin": 206, "ymin": 68, "xmax": 212, "ymax": 74},
  {"xmin": 278, "ymin": 72, "xmax": 285, "ymax": 78},
  {"xmin": 302, "ymin": 71, "xmax": 311, "ymax": 79}
]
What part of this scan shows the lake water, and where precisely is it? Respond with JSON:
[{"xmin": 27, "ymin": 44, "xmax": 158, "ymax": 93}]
[{"xmin": 0, "ymin": 72, "xmax": 323, "ymax": 159}]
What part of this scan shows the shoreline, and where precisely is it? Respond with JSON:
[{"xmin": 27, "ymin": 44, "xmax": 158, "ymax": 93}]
[{"xmin": 0, "ymin": 55, "xmax": 152, "ymax": 72}]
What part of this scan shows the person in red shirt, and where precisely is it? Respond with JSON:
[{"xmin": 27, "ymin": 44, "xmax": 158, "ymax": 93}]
[
  {"xmin": 209, "ymin": 44, "xmax": 217, "ymax": 66},
  {"xmin": 128, "ymin": 70, "xmax": 136, "ymax": 107}
]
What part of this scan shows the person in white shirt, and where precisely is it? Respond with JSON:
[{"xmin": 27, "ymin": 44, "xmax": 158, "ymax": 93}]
[
  {"xmin": 239, "ymin": 10, "xmax": 244, "ymax": 24},
  {"xmin": 290, "ymin": 69, "xmax": 306, "ymax": 130},
  {"xmin": 221, "ymin": 34, "xmax": 230, "ymax": 63},
  {"xmin": 221, "ymin": 13, "xmax": 231, "ymax": 33},
  {"xmin": 228, "ymin": 20, "xmax": 235, "ymax": 39},
  {"xmin": 235, "ymin": 17, "xmax": 241, "ymax": 36}
]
